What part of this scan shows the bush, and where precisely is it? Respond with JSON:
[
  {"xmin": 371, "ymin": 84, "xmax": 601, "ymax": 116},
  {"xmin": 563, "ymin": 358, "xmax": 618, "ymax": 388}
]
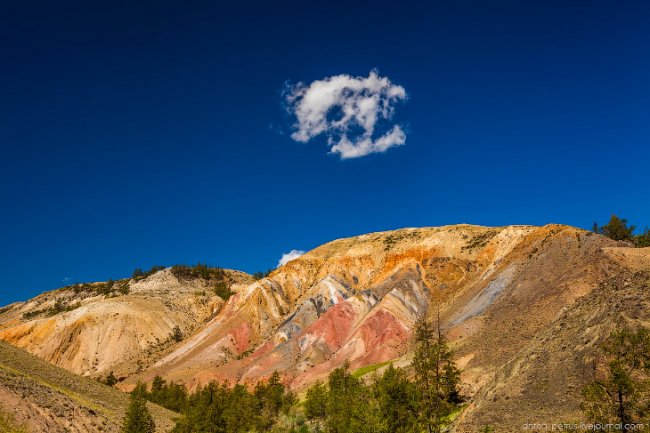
[
  {"xmin": 253, "ymin": 269, "xmax": 273, "ymax": 280},
  {"xmin": 105, "ymin": 371, "xmax": 118, "ymax": 386},
  {"xmin": 171, "ymin": 326, "xmax": 183, "ymax": 343},
  {"xmin": 214, "ymin": 282, "xmax": 234, "ymax": 300}
]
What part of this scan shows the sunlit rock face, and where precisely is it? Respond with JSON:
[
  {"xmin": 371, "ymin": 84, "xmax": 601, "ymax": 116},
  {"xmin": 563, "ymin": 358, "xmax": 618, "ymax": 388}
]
[{"xmin": 124, "ymin": 224, "xmax": 620, "ymax": 394}]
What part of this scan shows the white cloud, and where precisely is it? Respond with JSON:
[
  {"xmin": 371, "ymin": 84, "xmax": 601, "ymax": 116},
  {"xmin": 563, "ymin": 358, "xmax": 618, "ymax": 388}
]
[
  {"xmin": 277, "ymin": 250, "xmax": 305, "ymax": 268},
  {"xmin": 284, "ymin": 71, "xmax": 407, "ymax": 159}
]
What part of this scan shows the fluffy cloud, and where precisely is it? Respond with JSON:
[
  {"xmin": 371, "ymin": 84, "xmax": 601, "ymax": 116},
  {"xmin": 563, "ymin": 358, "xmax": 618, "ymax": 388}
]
[
  {"xmin": 277, "ymin": 250, "xmax": 305, "ymax": 268},
  {"xmin": 285, "ymin": 71, "xmax": 407, "ymax": 159}
]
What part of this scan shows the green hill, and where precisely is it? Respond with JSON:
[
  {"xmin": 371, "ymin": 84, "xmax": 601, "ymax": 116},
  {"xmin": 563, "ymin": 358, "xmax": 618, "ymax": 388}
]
[{"xmin": 0, "ymin": 340, "xmax": 177, "ymax": 433}]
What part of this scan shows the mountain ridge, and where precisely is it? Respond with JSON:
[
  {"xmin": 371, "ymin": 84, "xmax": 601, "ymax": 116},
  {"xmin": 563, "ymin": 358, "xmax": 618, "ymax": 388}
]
[{"xmin": 1, "ymin": 224, "xmax": 649, "ymax": 431}]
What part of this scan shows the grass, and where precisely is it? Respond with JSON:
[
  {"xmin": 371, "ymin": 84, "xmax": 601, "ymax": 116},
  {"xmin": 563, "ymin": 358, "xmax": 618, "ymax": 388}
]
[
  {"xmin": 0, "ymin": 340, "xmax": 178, "ymax": 432},
  {"xmin": 0, "ymin": 411, "xmax": 28, "ymax": 433},
  {"xmin": 442, "ymin": 405, "xmax": 465, "ymax": 423},
  {"xmin": 351, "ymin": 361, "xmax": 392, "ymax": 378}
]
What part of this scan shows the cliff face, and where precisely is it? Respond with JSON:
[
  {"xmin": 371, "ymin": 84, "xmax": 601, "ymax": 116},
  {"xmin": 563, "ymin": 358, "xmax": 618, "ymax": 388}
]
[
  {"xmin": 0, "ymin": 267, "xmax": 253, "ymax": 378},
  {"xmin": 139, "ymin": 225, "xmax": 538, "ymax": 389},
  {"xmin": 2, "ymin": 224, "xmax": 648, "ymax": 432}
]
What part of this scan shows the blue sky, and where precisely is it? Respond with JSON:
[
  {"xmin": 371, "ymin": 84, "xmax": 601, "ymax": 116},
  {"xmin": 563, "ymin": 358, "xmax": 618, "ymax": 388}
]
[{"xmin": 1, "ymin": 0, "xmax": 649, "ymax": 305}]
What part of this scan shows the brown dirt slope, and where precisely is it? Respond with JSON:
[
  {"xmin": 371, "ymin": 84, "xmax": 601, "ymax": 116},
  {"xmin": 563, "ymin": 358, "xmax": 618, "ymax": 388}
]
[{"xmin": 0, "ymin": 340, "xmax": 177, "ymax": 433}]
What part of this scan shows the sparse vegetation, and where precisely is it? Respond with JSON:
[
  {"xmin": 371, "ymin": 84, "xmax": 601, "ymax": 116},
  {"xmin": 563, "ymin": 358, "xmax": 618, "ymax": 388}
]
[
  {"xmin": 133, "ymin": 265, "xmax": 166, "ymax": 280},
  {"xmin": 462, "ymin": 230, "xmax": 498, "ymax": 251},
  {"xmin": 214, "ymin": 281, "xmax": 234, "ymax": 300},
  {"xmin": 0, "ymin": 340, "xmax": 176, "ymax": 431},
  {"xmin": 65, "ymin": 279, "xmax": 129, "ymax": 298},
  {"xmin": 253, "ymin": 269, "xmax": 273, "ymax": 280},
  {"xmin": 23, "ymin": 298, "xmax": 79, "ymax": 319},
  {"xmin": 0, "ymin": 411, "xmax": 28, "ymax": 433},
  {"xmin": 581, "ymin": 326, "xmax": 650, "ymax": 427},
  {"xmin": 171, "ymin": 263, "xmax": 225, "ymax": 281}
]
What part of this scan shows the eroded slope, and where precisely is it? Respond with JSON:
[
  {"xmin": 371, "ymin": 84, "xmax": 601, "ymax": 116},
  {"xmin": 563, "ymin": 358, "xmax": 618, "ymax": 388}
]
[{"xmin": 0, "ymin": 267, "xmax": 252, "ymax": 378}]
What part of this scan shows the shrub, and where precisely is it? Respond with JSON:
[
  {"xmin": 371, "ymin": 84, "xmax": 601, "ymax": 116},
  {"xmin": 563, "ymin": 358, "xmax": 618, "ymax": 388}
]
[
  {"xmin": 214, "ymin": 282, "xmax": 234, "ymax": 300},
  {"xmin": 171, "ymin": 325, "xmax": 183, "ymax": 343}
]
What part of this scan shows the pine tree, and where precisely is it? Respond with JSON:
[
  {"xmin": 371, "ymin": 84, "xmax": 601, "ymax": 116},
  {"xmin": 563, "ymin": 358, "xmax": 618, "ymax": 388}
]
[
  {"xmin": 582, "ymin": 327, "xmax": 650, "ymax": 430},
  {"xmin": 151, "ymin": 375, "xmax": 165, "ymax": 393},
  {"xmin": 412, "ymin": 315, "xmax": 462, "ymax": 433},
  {"xmin": 373, "ymin": 364, "xmax": 419, "ymax": 433},
  {"xmin": 122, "ymin": 388, "xmax": 156, "ymax": 433},
  {"xmin": 254, "ymin": 371, "xmax": 289, "ymax": 430},
  {"xmin": 325, "ymin": 362, "xmax": 382, "ymax": 433},
  {"xmin": 304, "ymin": 381, "xmax": 328, "ymax": 421},
  {"xmin": 601, "ymin": 215, "xmax": 635, "ymax": 242}
]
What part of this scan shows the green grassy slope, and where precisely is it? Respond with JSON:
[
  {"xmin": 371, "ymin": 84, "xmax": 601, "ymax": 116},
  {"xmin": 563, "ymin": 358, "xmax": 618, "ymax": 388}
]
[{"xmin": 0, "ymin": 340, "xmax": 177, "ymax": 432}]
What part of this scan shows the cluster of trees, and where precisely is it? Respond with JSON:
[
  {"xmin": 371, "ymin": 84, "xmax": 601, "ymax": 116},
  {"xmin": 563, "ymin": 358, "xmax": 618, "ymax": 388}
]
[
  {"xmin": 171, "ymin": 264, "xmax": 227, "ymax": 281},
  {"xmin": 304, "ymin": 318, "xmax": 462, "ymax": 433},
  {"xmin": 582, "ymin": 327, "xmax": 650, "ymax": 428},
  {"xmin": 132, "ymin": 265, "xmax": 166, "ymax": 280},
  {"xmin": 123, "ymin": 372, "xmax": 295, "ymax": 433},
  {"xmin": 131, "ymin": 264, "xmax": 233, "ymax": 282},
  {"xmin": 140, "ymin": 376, "xmax": 190, "ymax": 412},
  {"xmin": 593, "ymin": 215, "xmax": 650, "ymax": 247},
  {"xmin": 171, "ymin": 372, "xmax": 295, "ymax": 433},
  {"xmin": 253, "ymin": 269, "xmax": 273, "ymax": 280},
  {"xmin": 124, "ymin": 317, "xmax": 463, "ymax": 433}
]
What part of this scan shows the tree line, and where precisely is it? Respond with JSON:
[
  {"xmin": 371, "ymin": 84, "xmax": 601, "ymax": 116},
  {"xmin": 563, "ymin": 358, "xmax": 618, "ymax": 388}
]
[
  {"xmin": 121, "ymin": 320, "xmax": 650, "ymax": 432},
  {"xmin": 122, "ymin": 317, "xmax": 463, "ymax": 433}
]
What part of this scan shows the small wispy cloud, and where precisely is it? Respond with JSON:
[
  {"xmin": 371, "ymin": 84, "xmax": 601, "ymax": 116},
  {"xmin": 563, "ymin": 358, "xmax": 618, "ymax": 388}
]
[
  {"xmin": 284, "ymin": 70, "xmax": 407, "ymax": 159},
  {"xmin": 277, "ymin": 250, "xmax": 305, "ymax": 268}
]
